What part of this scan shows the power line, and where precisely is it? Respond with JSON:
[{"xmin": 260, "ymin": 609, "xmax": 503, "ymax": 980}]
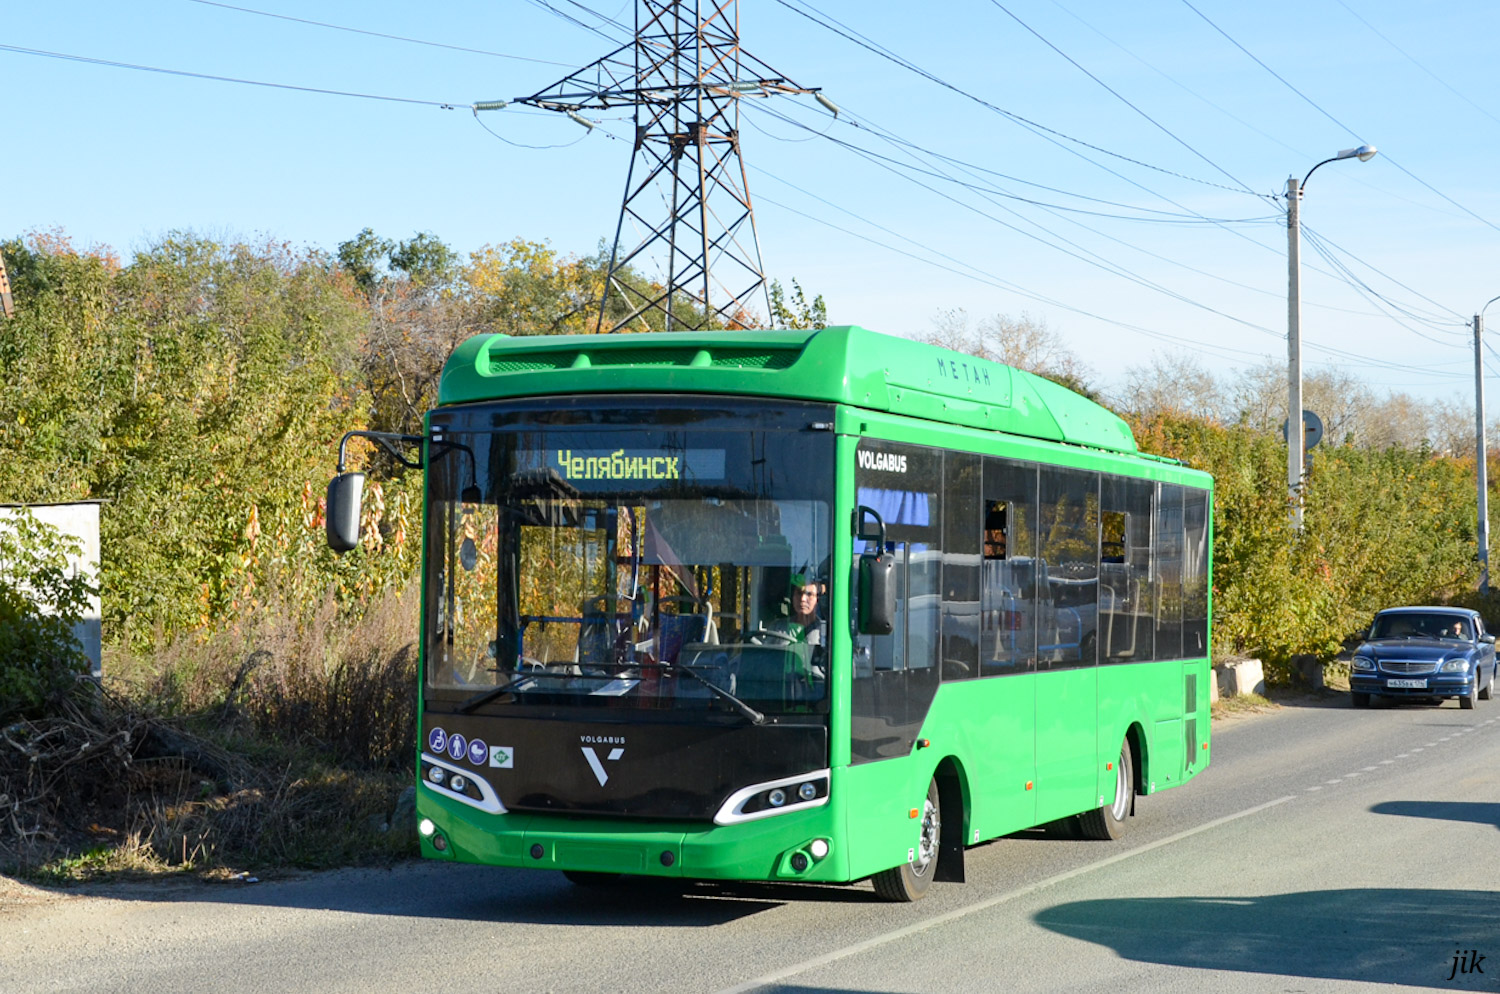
[
  {"xmin": 746, "ymin": 102, "xmax": 1269, "ymax": 225},
  {"xmin": 769, "ymin": 0, "xmax": 1260, "ymax": 198},
  {"xmin": 1301, "ymin": 225, "xmax": 1469, "ymax": 327},
  {"xmin": 984, "ymin": 0, "xmax": 1259, "ymax": 196},
  {"xmin": 1178, "ymin": 0, "xmax": 1500, "ymax": 236},
  {"xmin": 1300, "ymin": 229, "xmax": 1466, "ymax": 348},
  {"xmin": 750, "ymin": 151, "xmax": 1461, "ymax": 379},
  {"xmin": 745, "ymin": 163, "xmax": 1271, "ymax": 365},
  {"xmin": 1331, "ymin": 0, "xmax": 1500, "ymax": 131},
  {"xmin": 520, "ymin": 0, "xmax": 630, "ymax": 44},
  {"xmin": 184, "ymin": 0, "xmax": 575, "ymax": 67},
  {"xmin": 471, "ymin": 108, "xmax": 590, "ymax": 150},
  {"xmin": 751, "ymin": 98, "xmax": 1422, "ymax": 331},
  {"xmin": 0, "ymin": 42, "xmax": 465, "ymax": 108}
]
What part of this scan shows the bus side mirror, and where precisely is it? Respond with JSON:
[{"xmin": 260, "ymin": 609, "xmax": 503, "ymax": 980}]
[
  {"xmin": 859, "ymin": 552, "xmax": 895, "ymax": 635},
  {"xmin": 326, "ymin": 472, "xmax": 365, "ymax": 554},
  {"xmin": 855, "ymin": 504, "xmax": 895, "ymax": 635}
]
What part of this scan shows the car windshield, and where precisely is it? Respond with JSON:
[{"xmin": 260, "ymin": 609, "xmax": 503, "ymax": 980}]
[
  {"xmin": 1370, "ymin": 613, "xmax": 1471, "ymax": 640},
  {"xmin": 423, "ymin": 403, "xmax": 834, "ymax": 717}
]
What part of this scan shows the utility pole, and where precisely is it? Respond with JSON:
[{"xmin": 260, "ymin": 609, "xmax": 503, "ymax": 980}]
[
  {"xmin": 1478, "ymin": 299, "xmax": 1500, "ymax": 596},
  {"xmin": 1284, "ymin": 145, "xmax": 1376, "ymax": 530},
  {"xmin": 1286, "ymin": 174, "xmax": 1304, "ymax": 531},
  {"xmin": 0, "ymin": 249, "xmax": 14, "ymax": 319},
  {"xmin": 484, "ymin": 0, "xmax": 824, "ymax": 333}
]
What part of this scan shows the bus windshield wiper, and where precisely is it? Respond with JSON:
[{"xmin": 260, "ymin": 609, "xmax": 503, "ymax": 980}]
[
  {"xmin": 670, "ymin": 663, "xmax": 765, "ymax": 724},
  {"xmin": 459, "ymin": 672, "xmax": 570, "ymax": 713},
  {"xmin": 458, "ymin": 678, "xmax": 526, "ymax": 714}
]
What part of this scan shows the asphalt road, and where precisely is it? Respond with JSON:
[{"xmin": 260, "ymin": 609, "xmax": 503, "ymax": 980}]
[{"xmin": 4, "ymin": 694, "xmax": 1499, "ymax": 994}]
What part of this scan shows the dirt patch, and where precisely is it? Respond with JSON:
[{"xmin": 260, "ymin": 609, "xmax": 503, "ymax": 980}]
[{"xmin": 0, "ymin": 874, "xmax": 62, "ymax": 911}]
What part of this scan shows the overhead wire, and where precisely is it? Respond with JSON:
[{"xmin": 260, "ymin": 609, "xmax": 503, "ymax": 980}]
[
  {"xmin": 1051, "ymin": 0, "xmax": 1480, "ymax": 224},
  {"xmin": 1299, "ymin": 230, "xmax": 1467, "ymax": 349},
  {"xmin": 0, "ymin": 42, "xmax": 466, "ymax": 107},
  {"xmin": 745, "ymin": 103, "xmax": 1268, "ymax": 225},
  {"xmin": 768, "ymin": 0, "xmax": 1261, "ymax": 199},
  {"xmin": 554, "ymin": 0, "xmax": 634, "ymax": 37},
  {"xmin": 547, "ymin": 0, "xmax": 1473, "ymax": 378},
  {"xmin": 1330, "ymin": 0, "xmax": 1500, "ymax": 132},
  {"xmin": 152, "ymin": 0, "xmax": 1474, "ymax": 381},
  {"xmin": 520, "ymin": 0, "xmax": 631, "ymax": 45},
  {"xmin": 1178, "ymin": 0, "xmax": 1500, "ymax": 237},
  {"xmin": 745, "ymin": 130, "xmax": 1459, "ymax": 378},
  {"xmin": 752, "ymin": 181, "xmax": 1272, "ymax": 365},
  {"xmin": 1300, "ymin": 226, "xmax": 1470, "ymax": 328},
  {"xmin": 183, "ymin": 0, "xmax": 576, "ymax": 67},
  {"xmin": 984, "ymin": 0, "xmax": 1260, "ymax": 196},
  {"xmin": 751, "ymin": 96, "xmax": 1428, "ymax": 329},
  {"xmin": 759, "ymin": 105, "xmax": 1287, "ymax": 339},
  {"xmin": 471, "ymin": 108, "xmax": 591, "ymax": 149}
]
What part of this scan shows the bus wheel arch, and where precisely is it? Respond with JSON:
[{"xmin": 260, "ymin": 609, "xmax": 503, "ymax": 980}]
[
  {"xmin": 932, "ymin": 756, "xmax": 968, "ymax": 883},
  {"xmin": 1125, "ymin": 722, "xmax": 1145, "ymax": 811}
]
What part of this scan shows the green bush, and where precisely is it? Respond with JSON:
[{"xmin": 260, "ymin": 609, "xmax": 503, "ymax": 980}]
[
  {"xmin": 1132, "ymin": 412, "xmax": 1479, "ymax": 678},
  {"xmin": 0, "ymin": 510, "xmax": 96, "ymax": 720}
]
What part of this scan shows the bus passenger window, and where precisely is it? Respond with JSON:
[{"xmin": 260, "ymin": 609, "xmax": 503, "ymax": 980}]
[{"xmin": 984, "ymin": 501, "xmax": 1008, "ymax": 560}]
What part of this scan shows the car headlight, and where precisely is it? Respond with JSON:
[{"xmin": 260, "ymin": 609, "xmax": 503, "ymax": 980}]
[
  {"xmin": 1351, "ymin": 656, "xmax": 1376, "ymax": 671},
  {"xmin": 1440, "ymin": 658, "xmax": 1470, "ymax": 673}
]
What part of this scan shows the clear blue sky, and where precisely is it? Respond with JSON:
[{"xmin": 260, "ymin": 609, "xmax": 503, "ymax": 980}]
[{"xmin": 5, "ymin": 1, "xmax": 1498, "ymax": 404}]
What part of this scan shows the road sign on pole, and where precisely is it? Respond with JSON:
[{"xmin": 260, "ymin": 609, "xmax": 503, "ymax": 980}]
[{"xmin": 1281, "ymin": 409, "xmax": 1324, "ymax": 452}]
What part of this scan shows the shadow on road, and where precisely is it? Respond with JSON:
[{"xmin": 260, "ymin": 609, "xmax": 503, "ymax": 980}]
[
  {"xmin": 39, "ymin": 862, "xmax": 884, "ymax": 926},
  {"xmin": 1372, "ymin": 800, "xmax": 1500, "ymax": 832},
  {"xmin": 1257, "ymin": 689, "xmax": 1349, "ymax": 711},
  {"xmin": 1034, "ymin": 888, "xmax": 1500, "ymax": 990}
]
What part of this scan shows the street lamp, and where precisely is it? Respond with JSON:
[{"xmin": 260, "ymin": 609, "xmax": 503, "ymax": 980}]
[
  {"xmin": 1476, "ymin": 294, "xmax": 1500, "ymax": 595},
  {"xmin": 1286, "ymin": 144, "xmax": 1378, "ymax": 530}
]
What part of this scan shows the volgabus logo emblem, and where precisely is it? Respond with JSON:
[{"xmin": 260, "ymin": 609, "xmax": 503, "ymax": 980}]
[{"xmin": 579, "ymin": 734, "xmax": 626, "ymax": 786}]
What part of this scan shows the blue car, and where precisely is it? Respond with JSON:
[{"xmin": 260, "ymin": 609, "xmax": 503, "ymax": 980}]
[{"xmin": 1350, "ymin": 607, "xmax": 1497, "ymax": 709}]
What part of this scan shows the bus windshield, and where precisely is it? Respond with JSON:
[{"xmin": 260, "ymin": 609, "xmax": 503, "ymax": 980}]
[{"xmin": 424, "ymin": 407, "xmax": 833, "ymax": 717}]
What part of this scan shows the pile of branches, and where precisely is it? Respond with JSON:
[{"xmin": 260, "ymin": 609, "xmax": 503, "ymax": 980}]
[{"xmin": 0, "ymin": 691, "xmax": 251, "ymax": 873}]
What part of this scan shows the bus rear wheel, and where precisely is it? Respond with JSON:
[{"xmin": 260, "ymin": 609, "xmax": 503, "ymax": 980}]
[
  {"xmin": 872, "ymin": 779, "xmax": 941, "ymax": 902},
  {"xmin": 1077, "ymin": 740, "xmax": 1132, "ymax": 841}
]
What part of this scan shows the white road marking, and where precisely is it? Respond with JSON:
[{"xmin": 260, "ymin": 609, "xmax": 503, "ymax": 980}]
[{"xmin": 713, "ymin": 796, "xmax": 1298, "ymax": 994}]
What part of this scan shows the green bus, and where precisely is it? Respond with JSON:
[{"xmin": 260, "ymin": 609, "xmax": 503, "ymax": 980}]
[{"xmin": 327, "ymin": 325, "xmax": 1212, "ymax": 901}]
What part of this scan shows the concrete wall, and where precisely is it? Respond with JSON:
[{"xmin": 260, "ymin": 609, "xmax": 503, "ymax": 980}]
[{"xmin": 0, "ymin": 502, "xmax": 102, "ymax": 677}]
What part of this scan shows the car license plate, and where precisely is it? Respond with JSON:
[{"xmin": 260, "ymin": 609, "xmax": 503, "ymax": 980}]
[{"xmin": 1386, "ymin": 678, "xmax": 1428, "ymax": 689}]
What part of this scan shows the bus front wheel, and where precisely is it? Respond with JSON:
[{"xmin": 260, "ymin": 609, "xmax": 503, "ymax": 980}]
[
  {"xmin": 872, "ymin": 778, "xmax": 941, "ymax": 902},
  {"xmin": 1077, "ymin": 740, "xmax": 1133, "ymax": 841}
]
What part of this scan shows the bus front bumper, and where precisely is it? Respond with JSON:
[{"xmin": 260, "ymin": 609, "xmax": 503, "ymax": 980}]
[{"xmin": 417, "ymin": 794, "xmax": 846, "ymax": 883}]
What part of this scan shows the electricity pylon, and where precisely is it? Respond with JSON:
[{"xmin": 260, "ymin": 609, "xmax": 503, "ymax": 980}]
[{"xmin": 501, "ymin": 1, "xmax": 824, "ymax": 332}]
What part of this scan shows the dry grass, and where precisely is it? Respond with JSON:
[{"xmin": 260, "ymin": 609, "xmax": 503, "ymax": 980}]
[
  {"xmin": 2, "ymin": 583, "xmax": 421, "ymax": 881},
  {"xmin": 1210, "ymin": 691, "xmax": 1276, "ymax": 719}
]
